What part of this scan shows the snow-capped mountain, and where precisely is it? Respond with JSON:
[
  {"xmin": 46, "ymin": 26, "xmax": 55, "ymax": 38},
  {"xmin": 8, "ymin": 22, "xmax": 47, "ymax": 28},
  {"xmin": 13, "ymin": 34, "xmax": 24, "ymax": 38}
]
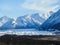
[
  {"xmin": 0, "ymin": 16, "xmax": 14, "ymax": 30},
  {"xmin": 41, "ymin": 9, "xmax": 60, "ymax": 30},
  {"xmin": 0, "ymin": 13, "xmax": 46, "ymax": 30},
  {"xmin": 16, "ymin": 13, "xmax": 45, "ymax": 29}
]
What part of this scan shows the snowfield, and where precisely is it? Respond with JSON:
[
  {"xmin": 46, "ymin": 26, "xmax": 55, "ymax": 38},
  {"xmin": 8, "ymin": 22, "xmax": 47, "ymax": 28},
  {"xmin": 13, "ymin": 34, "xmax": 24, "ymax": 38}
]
[{"xmin": 0, "ymin": 29, "xmax": 56, "ymax": 36}]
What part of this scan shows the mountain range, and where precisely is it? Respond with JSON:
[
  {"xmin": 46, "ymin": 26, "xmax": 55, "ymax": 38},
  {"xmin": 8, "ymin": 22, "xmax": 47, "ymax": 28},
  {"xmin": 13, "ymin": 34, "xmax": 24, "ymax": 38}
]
[
  {"xmin": 0, "ymin": 13, "xmax": 45, "ymax": 30},
  {"xmin": 0, "ymin": 9, "xmax": 60, "ymax": 30}
]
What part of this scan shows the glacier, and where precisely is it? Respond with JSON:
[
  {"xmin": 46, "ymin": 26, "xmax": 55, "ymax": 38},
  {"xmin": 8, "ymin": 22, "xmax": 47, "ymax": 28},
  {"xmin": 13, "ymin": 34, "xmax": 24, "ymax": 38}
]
[{"xmin": 0, "ymin": 29, "xmax": 55, "ymax": 36}]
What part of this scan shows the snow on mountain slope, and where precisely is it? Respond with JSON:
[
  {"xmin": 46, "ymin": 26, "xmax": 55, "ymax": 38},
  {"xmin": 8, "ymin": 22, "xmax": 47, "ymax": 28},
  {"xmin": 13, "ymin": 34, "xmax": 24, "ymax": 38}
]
[
  {"xmin": 16, "ymin": 13, "xmax": 45, "ymax": 29},
  {"xmin": 0, "ymin": 16, "xmax": 14, "ymax": 30},
  {"xmin": 31, "ymin": 13, "xmax": 45, "ymax": 24},
  {"xmin": 12, "ymin": 18, "xmax": 17, "ymax": 28},
  {"xmin": 0, "ymin": 13, "xmax": 47, "ymax": 29},
  {"xmin": 0, "ymin": 16, "xmax": 9, "ymax": 27},
  {"xmin": 39, "ymin": 11, "xmax": 52, "ymax": 20},
  {"xmin": 41, "ymin": 9, "xmax": 60, "ymax": 30}
]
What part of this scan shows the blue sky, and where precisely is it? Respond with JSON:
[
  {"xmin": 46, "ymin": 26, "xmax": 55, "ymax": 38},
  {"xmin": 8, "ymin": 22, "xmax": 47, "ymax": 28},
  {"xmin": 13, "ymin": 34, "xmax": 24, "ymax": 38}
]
[{"xmin": 0, "ymin": 0, "xmax": 60, "ymax": 18}]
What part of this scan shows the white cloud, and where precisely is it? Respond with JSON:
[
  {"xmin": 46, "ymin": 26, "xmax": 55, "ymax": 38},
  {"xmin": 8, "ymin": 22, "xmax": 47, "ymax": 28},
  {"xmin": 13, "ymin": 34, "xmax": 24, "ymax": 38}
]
[{"xmin": 22, "ymin": 0, "xmax": 60, "ymax": 13}]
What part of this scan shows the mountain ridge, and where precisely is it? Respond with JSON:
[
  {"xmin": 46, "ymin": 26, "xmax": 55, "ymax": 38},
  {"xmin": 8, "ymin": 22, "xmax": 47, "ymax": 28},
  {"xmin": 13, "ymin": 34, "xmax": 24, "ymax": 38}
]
[
  {"xmin": 0, "ymin": 13, "xmax": 45, "ymax": 30},
  {"xmin": 41, "ymin": 9, "xmax": 60, "ymax": 30}
]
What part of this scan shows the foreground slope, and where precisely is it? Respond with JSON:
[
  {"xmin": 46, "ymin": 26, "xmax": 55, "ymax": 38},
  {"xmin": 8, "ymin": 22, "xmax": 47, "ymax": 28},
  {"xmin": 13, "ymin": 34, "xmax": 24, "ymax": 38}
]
[{"xmin": 41, "ymin": 9, "xmax": 60, "ymax": 30}]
